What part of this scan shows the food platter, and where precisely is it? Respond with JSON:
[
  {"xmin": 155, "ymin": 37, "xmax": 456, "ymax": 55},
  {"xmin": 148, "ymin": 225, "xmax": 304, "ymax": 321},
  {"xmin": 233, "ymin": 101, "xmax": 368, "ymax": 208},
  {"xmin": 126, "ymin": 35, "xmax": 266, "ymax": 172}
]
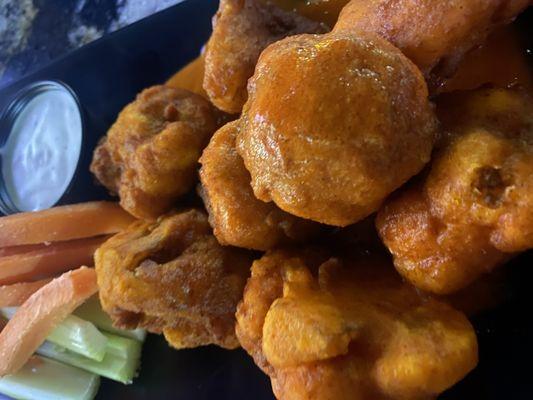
[{"xmin": 0, "ymin": 1, "xmax": 532, "ymax": 399}]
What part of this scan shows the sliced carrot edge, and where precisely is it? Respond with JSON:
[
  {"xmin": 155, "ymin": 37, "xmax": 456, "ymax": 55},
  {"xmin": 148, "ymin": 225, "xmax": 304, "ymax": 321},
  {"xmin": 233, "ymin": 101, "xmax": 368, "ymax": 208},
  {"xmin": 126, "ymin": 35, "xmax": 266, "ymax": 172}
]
[
  {"xmin": 0, "ymin": 279, "xmax": 53, "ymax": 308},
  {"xmin": 0, "ymin": 236, "xmax": 108, "ymax": 285},
  {"xmin": 0, "ymin": 267, "xmax": 97, "ymax": 376}
]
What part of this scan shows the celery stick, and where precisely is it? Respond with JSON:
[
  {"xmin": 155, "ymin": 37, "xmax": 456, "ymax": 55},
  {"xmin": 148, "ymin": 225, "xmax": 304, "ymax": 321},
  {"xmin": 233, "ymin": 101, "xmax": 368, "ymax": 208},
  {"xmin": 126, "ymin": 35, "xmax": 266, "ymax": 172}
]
[
  {"xmin": 0, "ymin": 356, "xmax": 99, "ymax": 400},
  {"xmin": 74, "ymin": 296, "xmax": 146, "ymax": 342},
  {"xmin": 47, "ymin": 315, "xmax": 108, "ymax": 362},
  {"xmin": 1, "ymin": 307, "xmax": 107, "ymax": 362},
  {"xmin": 105, "ymin": 332, "xmax": 142, "ymax": 360},
  {"xmin": 37, "ymin": 332, "xmax": 142, "ymax": 385}
]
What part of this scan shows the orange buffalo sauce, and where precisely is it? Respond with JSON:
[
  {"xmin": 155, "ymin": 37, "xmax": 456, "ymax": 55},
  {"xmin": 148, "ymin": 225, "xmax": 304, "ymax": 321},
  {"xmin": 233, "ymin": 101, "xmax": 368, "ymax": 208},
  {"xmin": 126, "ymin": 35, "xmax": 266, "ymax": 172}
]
[
  {"xmin": 164, "ymin": 0, "xmax": 350, "ymax": 98},
  {"xmin": 167, "ymin": 7, "xmax": 531, "ymax": 99},
  {"xmin": 272, "ymin": 0, "xmax": 349, "ymax": 26},
  {"xmin": 442, "ymin": 26, "xmax": 532, "ymax": 93}
]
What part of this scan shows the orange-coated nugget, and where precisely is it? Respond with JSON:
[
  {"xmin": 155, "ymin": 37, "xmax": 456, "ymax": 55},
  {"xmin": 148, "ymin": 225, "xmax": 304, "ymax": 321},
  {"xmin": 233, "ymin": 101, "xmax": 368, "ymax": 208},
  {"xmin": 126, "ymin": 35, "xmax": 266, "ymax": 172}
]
[
  {"xmin": 199, "ymin": 121, "xmax": 321, "ymax": 250},
  {"xmin": 91, "ymin": 86, "xmax": 219, "ymax": 220},
  {"xmin": 236, "ymin": 249, "xmax": 478, "ymax": 400},
  {"xmin": 95, "ymin": 209, "xmax": 254, "ymax": 349},
  {"xmin": 334, "ymin": 0, "xmax": 530, "ymax": 84},
  {"xmin": 237, "ymin": 32, "xmax": 437, "ymax": 226},
  {"xmin": 377, "ymin": 88, "xmax": 533, "ymax": 294},
  {"xmin": 203, "ymin": 0, "xmax": 327, "ymax": 114}
]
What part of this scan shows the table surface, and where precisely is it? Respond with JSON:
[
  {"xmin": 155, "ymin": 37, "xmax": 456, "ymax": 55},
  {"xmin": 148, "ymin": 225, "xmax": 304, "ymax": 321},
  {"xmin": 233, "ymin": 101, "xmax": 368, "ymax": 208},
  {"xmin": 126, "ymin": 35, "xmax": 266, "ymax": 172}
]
[{"xmin": 0, "ymin": 0, "xmax": 184, "ymax": 87}]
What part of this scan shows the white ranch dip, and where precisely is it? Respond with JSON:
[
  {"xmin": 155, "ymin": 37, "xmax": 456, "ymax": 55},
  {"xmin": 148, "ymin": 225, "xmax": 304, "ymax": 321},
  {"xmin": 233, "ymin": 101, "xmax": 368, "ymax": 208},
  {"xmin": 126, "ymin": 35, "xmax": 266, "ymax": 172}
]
[{"xmin": 1, "ymin": 82, "xmax": 82, "ymax": 211}]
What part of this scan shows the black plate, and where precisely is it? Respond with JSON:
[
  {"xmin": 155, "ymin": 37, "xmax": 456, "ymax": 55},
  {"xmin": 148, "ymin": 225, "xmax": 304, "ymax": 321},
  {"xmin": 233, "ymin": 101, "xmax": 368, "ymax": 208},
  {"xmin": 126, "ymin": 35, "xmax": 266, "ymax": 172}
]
[{"xmin": 0, "ymin": 1, "xmax": 532, "ymax": 399}]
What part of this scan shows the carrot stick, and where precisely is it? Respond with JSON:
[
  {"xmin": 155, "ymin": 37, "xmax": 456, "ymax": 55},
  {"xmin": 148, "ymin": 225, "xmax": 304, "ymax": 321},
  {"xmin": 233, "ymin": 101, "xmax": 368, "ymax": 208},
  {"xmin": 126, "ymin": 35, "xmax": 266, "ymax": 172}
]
[
  {"xmin": 0, "ymin": 202, "xmax": 135, "ymax": 248},
  {"xmin": 0, "ymin": 279, "xmax": 53, "ymax": 307},
  {"xmin": 0, "ymin": 244, "xmax": 47, "ymax": 257},
  {"xmin": 0, "ymin": 236, "xmax": 108, "ymax": 285},
  {"xmin": 166, "ymin": 55, "xmax": 207, "ymax": 97},
  {"xmin": 0, "ymin": 267, "xmax": 97, "ymax": 376},
  {"xmin": 0, "ymin": 237, "xmax": 106, "ymax": 258}
]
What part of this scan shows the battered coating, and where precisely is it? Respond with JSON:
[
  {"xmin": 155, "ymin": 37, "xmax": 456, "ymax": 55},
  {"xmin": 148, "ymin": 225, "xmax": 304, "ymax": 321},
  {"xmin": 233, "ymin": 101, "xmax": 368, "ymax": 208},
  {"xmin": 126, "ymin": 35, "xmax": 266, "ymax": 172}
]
[
  {"xmin": 377, "ymin": 88, "xmax": 533, "ymax": 294},
  {"xmin": 203, "ymin": 0, "xmax": 327, "ymax": 114},
  {"xmin": 90, "ymin": 86, "xmax": 218, "ymax": 220},
  {"xmin": 199, "ymin": 121, "xmax": 321, "ymax": 250},
  {"xmin": 334, "ymin": 0, "xmax": 530, "ymax": 84},
  {"xmin": 236, "ymin": 249, "xmax": 478, "ymax": 400},
  {"xmin": 95, "ymin": 209, "xmax": 254, "ymax": 349},
  {"xmin": 237, "ymin": 32, "xmax": 437, "ymax": 226}
]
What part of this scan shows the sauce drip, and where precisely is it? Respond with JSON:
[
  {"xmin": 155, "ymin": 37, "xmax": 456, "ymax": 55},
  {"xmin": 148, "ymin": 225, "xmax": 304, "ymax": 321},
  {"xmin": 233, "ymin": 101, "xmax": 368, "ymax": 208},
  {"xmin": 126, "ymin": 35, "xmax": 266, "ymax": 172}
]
[
  {"xmin": 271, "ymin": 0, "xmax": 349, "ymax": 26},
  {"xmin": 1, "ymin": 86, "xmax": 82, "ymax": 212},
  {"xmin": 442, "ymin": 26, "xmax": 532, "ymax": 92}
]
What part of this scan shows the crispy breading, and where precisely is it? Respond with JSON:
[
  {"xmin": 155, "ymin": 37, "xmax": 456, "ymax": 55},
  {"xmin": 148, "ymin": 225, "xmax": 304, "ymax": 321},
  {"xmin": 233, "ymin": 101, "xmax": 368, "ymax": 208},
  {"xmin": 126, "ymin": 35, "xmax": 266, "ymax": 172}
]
[
  {"xmin": 334, "ymin": 0, "xmax": 530, "ymax": 85},
  {"xmin": 377, "ymin": 88, "xmax": 533, "ymax": 294},
  {"xmin": 199, "ymin": 121, "xmax": 321, "ymax": 250},
  {"xmin": 95, "ymin": 209, "xmax": 254, "ymax": 349},
  {"xmin": 236, "ymin": 249, "xmax": 478, "ymax": 400},
  {"xmin": 237, "ymin": 32, "xmax": 437, "ymax": 226},
  {"xmin": 203, "ymin": 0, "xmax": 327, "ymax": 114},
  {"xmin": 90, "ymin": 86, "xmax": 218, "ymax": 220}
]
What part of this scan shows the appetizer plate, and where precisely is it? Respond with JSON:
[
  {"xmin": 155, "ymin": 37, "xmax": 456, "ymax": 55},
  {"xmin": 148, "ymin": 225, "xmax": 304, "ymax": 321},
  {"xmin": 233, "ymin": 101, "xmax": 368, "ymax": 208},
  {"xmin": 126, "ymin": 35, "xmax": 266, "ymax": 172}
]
[{"xmin": 0, "ymin": 1, "xmax": 531, "ymax": 399}]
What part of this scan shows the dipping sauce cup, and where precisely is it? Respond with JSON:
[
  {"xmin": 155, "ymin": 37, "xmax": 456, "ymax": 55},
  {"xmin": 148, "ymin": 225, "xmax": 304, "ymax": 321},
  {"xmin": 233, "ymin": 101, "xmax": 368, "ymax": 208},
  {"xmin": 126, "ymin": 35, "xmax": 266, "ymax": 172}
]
[{"xmin": 0, "ymin": 81, "xmax": 84, "ymax": 214}]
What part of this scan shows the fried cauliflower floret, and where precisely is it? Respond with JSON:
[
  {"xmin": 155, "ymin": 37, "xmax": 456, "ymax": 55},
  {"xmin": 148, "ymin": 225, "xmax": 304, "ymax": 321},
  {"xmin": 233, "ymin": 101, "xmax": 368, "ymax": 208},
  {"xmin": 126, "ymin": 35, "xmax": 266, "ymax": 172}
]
[
  {"xmin": 90, "ymin": 86, "xmax": 218, "ymax": 220},
  {"xmin": 237, "ymin": 32, "xmax": 437, "ymax": 226},
  {"xmin": 236, "ymin": 250, "xmax": 478, "ymax": 400},
  {"xmin": 199, "ymin": 121, "xmax": 321, "ymax": 250},
  {"xmin": 377, "ymin": 88, "xmax": 533, "ymax": 294},
  {"xmin": 203, "ymin": 0, "xmax": 327, "ymax": 114},
  {"xmin": 334, "ymin": 0, "xmax": 530, "ymax": 84},
  {"xmin": 95, "ymin": 209, "xmax": 254, "ymax": 349}
]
